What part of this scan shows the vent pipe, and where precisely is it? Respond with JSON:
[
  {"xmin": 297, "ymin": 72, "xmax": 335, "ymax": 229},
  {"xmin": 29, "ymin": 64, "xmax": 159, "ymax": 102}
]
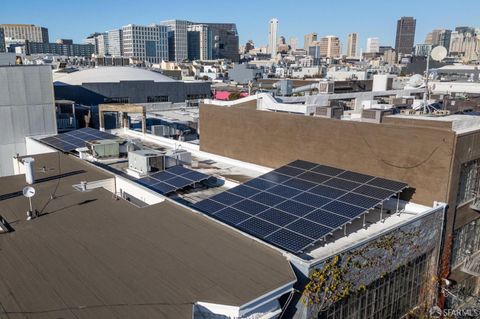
[{"xmin": 23, "ymin": 157, "xmax": 35, "ymax": 185}]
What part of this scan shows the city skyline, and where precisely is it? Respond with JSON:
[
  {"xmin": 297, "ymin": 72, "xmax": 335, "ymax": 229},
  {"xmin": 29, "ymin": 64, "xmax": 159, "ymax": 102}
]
[{"xmin": 1, "ymin": 0, "xmax": 480, "ymax": 51}]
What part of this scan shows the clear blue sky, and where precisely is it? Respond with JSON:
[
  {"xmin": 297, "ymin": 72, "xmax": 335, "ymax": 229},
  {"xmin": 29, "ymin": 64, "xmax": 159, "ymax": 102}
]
[{"xmin": 1, "ymin": 0, "xmax": 479, "ymax": 51}]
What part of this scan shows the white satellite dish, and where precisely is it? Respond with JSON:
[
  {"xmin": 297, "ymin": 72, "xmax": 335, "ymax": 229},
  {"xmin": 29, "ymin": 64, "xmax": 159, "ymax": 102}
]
[
  {"xmin": 408, "ymin": 74, "xmax": 424, "ymax": 88},
  {"xmin": 431, "ymin": 46, "xmax": 447, "ymax": 62},
  {"xmin": 22, "ymin": 186, "xmax": 36, "ymax": 198}
]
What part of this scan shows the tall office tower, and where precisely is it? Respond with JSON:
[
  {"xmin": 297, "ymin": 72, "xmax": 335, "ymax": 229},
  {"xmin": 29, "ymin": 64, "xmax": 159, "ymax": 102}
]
[
  {"xmin": 289, "ymin": 37, "xmax": 297, "ymax": 51},
  {"xmin": 187, "ymin": 24, "xmax": 212, "ymax": 61},
  {"xmin": 346, "ymin": 33, "xmax": 358, "ymax": 57},
  {"xmin": 319, "ymin": 35, "xmax": 341, "ymax": 58},
  {"xmin": 0, "ymin": 28, "xmax": 5, "ymax": 53},
  {"xmin": 0, "ymin": 24, "xmax": 49, "ymax": 43},
  {"xmin": 304, "ymin": 32, "xmax": 317, "ymax": 50},
  {"xmin": 83, "ymin": 32, "xmax": 103, "ymax": 54},
  {"xmin": 122, "ymin": 24, "xmax": 168, "ymax": 64},
  {"xmin": 395, "ymin": 17, "xmax": 416, "ymax": 55},
  {"xmin": 96, "ymin": 33, "xmax": 109, "ymax": 56},
  {"xmin": 202, "ymin": 23, "xmax": 239, "ymax": 62},
  {"xmin": 161, "ymin": 20, "xmax": 189, "ymax": 62},
  {"xmin": 426, "ymin": 29, "xmax": 452, "ymax": 50},
  {"xmin": 268, "ymin": 18, "xmax": 279, "ymax": 56},
  {"xmin": 366, "ymin": 37, "xmax": 380, "ymax": 53},
  {"xmin": 108, "ymin": 29, "xmax": 123, "ymax": 56}
]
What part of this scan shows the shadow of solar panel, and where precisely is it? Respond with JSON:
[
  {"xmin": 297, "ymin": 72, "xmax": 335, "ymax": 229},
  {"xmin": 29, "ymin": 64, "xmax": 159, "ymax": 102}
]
[
  {"xmin": 250, "ymin": 192, "xmax": 286, "ymax": 206},
  {"xmin": 166, "ymin": 165, "xmax": 191, "ymax": 175},
  {"xmin": 182, "ymin": 171, "xmax": 209, "ymax": 182},
  {"xmin": 275, "ymin": 166, "xmax": 305, "ymax": 177},
  {"xmin": 275, "ymin": 200, "xmax": 315, "ymax": 217},
  {"xmin": 194, "ymin": 199, "xmax": 226, "ymax": 214},
  {"xmin": 304, "ymin": 209, "xmax": 350, "ymax": 228},
  {"xmin": 323, "ymin": 178, "xmax": 361, "ymax": 191},
  {"xmin": 244, "ymin": 178, "xmax": 277, "ymax": 190},
  {"xmin": 353, "ymin": 184, "xmax": 396, "ymax": 200},
  {"xmin": 269, "ymin": 185, "xmax": 302, "ymax": 199},
  {"xmin": 228, "ymin": 185, "xmax": 258, "ymax": 198},
  {"xmin": 367, "ymin": 177, "xmax": 408, "ymax": 192},
  {"xmin": 286, "ymin": 219, "xmax": 332, "ymax": 239},
  {"xmin": 283, "ymin": 178, "xmax": 316, "ymax": 191},
  {"xmin": 257, "ymin": 208, "xmax": 298, "ymax": 226},
  {"xmin": 293, "ymin": 192, "xmax": 332, "ymax": 208},
  {"xmin": 265, "ymin": 229, "xmax": 313, "ymax": 253},
  {"xmin": 288, "ymin": 160, "xmax": 318, "ymax": 170},
  {"xmin": 338, "ymin": 193, "xmax": 381, "ymax": 209},
  {"xmin": 308, "ymin": 184, "xmax": 346, "ymax": 199},
  {"xmin": 337, "ymin": 171, "xmax": 375, "ymax": 184},
  {"xmin": 232, "ymin": 199, "xmax": 269, "ymax": 215},
  {"xmin": 297, "ymin": 171, "xmax": 331, "ymax": 184},
  {"xmin": 323, "ymin": 201, "xmax": 366, "ymax": 218},
  {"xmin": 214, "ymin": 207, "xmax": 251, "ymax": 226},
  {"xmin": 150, "ymin": 182, "xmax": 176, "ymax": 194},
  {"xmin": 258, "ymin": 171, "xmax": 291, "ymax": 183},
  {"xmin": 166, "ymin": 176, "xmax": 192, "ymax": 188},
  {"xmin": 312, "ymin": 165, "xmax": 345, "ymax": 176},
  {"xmin": 211, "ymin": 192, "xmax": 244, "ymax": 206},
  {"xmin": 238, "ymin": 217, "xmax": 279, "ymax": 237}
]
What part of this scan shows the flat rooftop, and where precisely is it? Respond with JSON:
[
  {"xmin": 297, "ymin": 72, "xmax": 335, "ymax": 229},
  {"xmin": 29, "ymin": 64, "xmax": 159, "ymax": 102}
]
[{"xmin": 0, "ymin": 153, "xmax": 295, "ymax": 318}]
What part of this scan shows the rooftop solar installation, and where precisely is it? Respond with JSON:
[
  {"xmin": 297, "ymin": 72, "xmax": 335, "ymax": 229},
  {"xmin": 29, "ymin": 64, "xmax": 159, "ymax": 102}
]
[
  {"xmin": 137, "ymin": 165, "xmax": 210, "ymax": 195},
  {"xmin": 40, "ymin": 128, "xmax": 118, "ymax": 152},
  {"xmin": 193, "ymin": 160, "xmax": 408, "ymax": 254}
]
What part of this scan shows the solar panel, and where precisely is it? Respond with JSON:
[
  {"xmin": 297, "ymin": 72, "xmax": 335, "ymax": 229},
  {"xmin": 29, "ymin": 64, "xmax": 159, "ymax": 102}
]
[
  {"xmin": 193, "ymin": 159, "xmax": 409, "ymax": 254},
  {"xmin": 137, "ymin": 166, "xmax": 210, "ymax": 195},
  {"xmin": 39, "ymin": 128, "xmax": 118, "ymax": 152}
]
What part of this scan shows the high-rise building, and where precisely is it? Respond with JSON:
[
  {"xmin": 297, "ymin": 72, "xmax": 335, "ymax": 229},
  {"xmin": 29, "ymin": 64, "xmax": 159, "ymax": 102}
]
[
  {"xmin": 202, "ymin": 23, "xmax": 239, "ymax": 62},
  {"xmin": 187, "ymin": 24, "xmax": 212, "ymax": 61},
  {"xmin": 304, "ymin": 32, "xmax": 317, "ymax": 50},
  {"xmin": 312, "ymin": 36, "xmax": 341, "ymax": 58},
  {"xmin": 0, "ymin": 27, "xmax": 5, "ymax": 53},
  {"xmin": 122, "ymin": 24, "xmax": 168, "ymax": 64},
  {"xmin": 83, "ymin": 32, "xmax": 103, "ymax": 54},
  {"xmin": 425, "ymin": 29, "xmax": 452, "ymax": 51},
  {"xmin": 289, "ymin": 37, "xmax": 297, "ymax": 51},
  {"xmin": 395, "ymin": 17, "xmax": 416, "ymax": 55},
  {"xmin": 346, "ymin": 33, "xmax": 358, "ymax": 57},
  {"xmin": 96, "ymin": 33, "xmax": 109, "ymax": 56},
  {"xmin": 383, "ymin": 49, "xmax": 397, "ymax": 65},
  {"xmin": 0, "ymin": 24, "xmax": 49, "ymax": 43},
  {"xmin": 108, "ymin": 29, "xmax": 123, "ymax": 56},
  {"xmin": 161, "ymin": 20, "xmax": 189, "ymax": 62},
  {"xmin": 268, "ymin": 18, "xmax": 278, "ymax": 56},
  {"xmin": 366, "ymin": 37, "xmax": 380, "ymax": 53}
]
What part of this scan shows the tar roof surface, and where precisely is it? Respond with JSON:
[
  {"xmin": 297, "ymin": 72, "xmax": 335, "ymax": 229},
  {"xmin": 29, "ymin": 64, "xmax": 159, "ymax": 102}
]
[{"xmin": 0, "ymin": 153, "xmax": 295, "ymax": 318}]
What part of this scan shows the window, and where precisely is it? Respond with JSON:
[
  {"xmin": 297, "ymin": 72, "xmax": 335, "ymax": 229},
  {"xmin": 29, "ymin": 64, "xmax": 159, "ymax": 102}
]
[
  {"xmin": 457, "ymin": 160, "xmax": 479, "ymax": 205},
  {"xmin": 451, "ymin": 218, "xmax": 480, "ymax": 268},
  {"xmin": 104, "ymin": 97, "xmax": 129, "ymax": 103},
  {"xmin": 147, "ymin": 96, "xmax": 169, "ymax": 103}
]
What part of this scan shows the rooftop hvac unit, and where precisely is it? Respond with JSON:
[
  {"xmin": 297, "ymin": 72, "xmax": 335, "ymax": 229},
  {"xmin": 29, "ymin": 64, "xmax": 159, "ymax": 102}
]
[
  {"xmin": 152, "ymin": 125, "xmax": 172, "ymax": 137},
  {"xmin": 128, "ymin": 150, "xmax": 165, "ymax": 175},
  {"xmin": 361, "ymin": 109, "xmax": 394, "ymax": 123},
  {"xmin": 86, "ymin": 139, "xmax": 120, "ymax": 159},
  {"xmin": 315, "ymin": 106, "xmax": 343, "ymax": 119},
  {"xmin": 166, "ymin": 149, "xmax": 192, "ymax": 167}
]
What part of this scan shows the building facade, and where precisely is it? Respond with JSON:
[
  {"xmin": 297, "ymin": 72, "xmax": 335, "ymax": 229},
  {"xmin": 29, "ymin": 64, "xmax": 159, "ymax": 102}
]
[
  {"xmin": 26, "ymin": 42, "xmax": 95, "ymax": 57},
  {"xmin": 395, "ymin": 17, "xmax": 416, "ymax": 55},
  {"xmin": 122, "ymin": 24, "xmax": 168, "ymax": 64},
  {"xmin": 205, "ymin": 23, "xmax": 239, "ymax": 62},
  {"xmin": 304, "ymin": 32, "xmax": 318, "ymax": 51},
  {"xmin": 0, "ymin": 27, "xmax": 5, "ymax": 53},
  {"xmin": 107, "ymin": 29, "xmax": 123, "ymax": 56},
  {"xmin": 0, "ymin": 24, "xmax": 49, "ymax": 43},
  {"xmin": 366, "ymin": 37, "xmax": 380, "ymax": 53},
  {"xmin": 187, "ymin": 24, "xmax": 212, "ymax": 61},
  {"xmin": 161, "ymin": 20, "xmax": 189, "ymax": 62},
  {"xmin": 346, "ymin": 33, "xmax": 358, "ymax": 57},
  {"xmin": 268, "ymin": 18, "xmax": 278, "ymax": 57}
]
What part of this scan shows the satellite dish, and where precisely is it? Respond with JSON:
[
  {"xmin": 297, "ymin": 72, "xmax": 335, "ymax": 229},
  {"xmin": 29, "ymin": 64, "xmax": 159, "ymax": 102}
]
[
  {"xmin": 431, "ymin": 46, "xmax": 447, "ymax": 62},
  {"xmin": 23, "ymin": 186, "xmax": 36, "ymax": 198},
  {"xmin": 408, "ymin": 74, "xmax": 424, "ymax": 88}
]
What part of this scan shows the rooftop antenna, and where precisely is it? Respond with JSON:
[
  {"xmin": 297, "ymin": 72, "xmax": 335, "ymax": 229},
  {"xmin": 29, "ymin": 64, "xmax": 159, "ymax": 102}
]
[
  {"xmin": 22, "ymin": 186, "xmax": 36, "ymax": 220},
  {"xmin": 424, "ymin": 46, "xmax": 447, "ymax": 113}
]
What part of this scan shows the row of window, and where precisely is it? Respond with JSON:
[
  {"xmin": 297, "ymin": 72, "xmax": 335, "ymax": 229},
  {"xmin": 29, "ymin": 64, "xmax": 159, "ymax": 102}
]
[
  {"xmin": 451, "ymin": 217, "xmax": 480, "ymax": 268},
  {"xmin": 457, "ymin": 159, "xmax": 479, "ymax": 205}
]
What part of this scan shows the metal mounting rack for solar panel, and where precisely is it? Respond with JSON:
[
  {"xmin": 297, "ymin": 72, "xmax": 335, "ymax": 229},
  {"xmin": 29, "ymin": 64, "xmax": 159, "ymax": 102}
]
[
  {"xmin": 193, "ymin": 160, "xmax": 408, "ymax": 254},
  {"xmin": 136, "ymin": 165, "xmax": 210, "ymax": 195},
  {"xmin": 39, "ymin": 128, "xmax": 118, "ymax": 152}
]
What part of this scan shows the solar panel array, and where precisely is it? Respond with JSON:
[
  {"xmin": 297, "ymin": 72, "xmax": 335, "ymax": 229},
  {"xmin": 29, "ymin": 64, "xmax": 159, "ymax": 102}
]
[
  {"xmin": 40, "ymin": 128, "xmax": 118, "ymax": 152},
  {"xmin": 137, "ymin": 165, "xmax": 210, "ymax": 195},
  {"xmin": 193, "ymin": 160, "xmax": 408, "ymax": 254}
]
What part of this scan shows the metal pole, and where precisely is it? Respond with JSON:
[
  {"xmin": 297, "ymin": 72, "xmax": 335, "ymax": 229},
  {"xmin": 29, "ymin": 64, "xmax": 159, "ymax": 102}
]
[
  {"xmin": 380, "ymin": 202, "xmax": 384, "ymax": 222},
  {"xmin": 396, "ymin": 195, "xmax": 401, "ymax": 216},
  {"xmin": 29, "ymin": 197, "xmax": 33, "ymax": 213},
  {"xmin": 423, "ymin": 47, "xmax": 431, "ymax": 113}
]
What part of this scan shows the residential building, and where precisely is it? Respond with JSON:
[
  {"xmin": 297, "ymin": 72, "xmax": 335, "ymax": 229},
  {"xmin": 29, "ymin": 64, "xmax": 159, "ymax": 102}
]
[
  {"xmin": 0, "ymin": 64, "xmax": 57, "ymax": 176},
  {"xmin": 316, "ymin": 35, "xmax": 341, "ymax": 58},
  {"xmin": 395, "ymin": 17, "xmax": 416, "ymax": 55},
  {"xmin": 0, "ymin": 27, "xmax": 5, "ymax": 53},
  {"xmin": 0, "ymin": 24, "xmax": 49, "ymax": 43},
  {"xmin": 366, "ymin": 37, "xmax": 380, "ymax": 53},
  {"xmin": 383, "ymin": 48, "xmax": 397, "ymax": 64},
  {"xmin": 346, "ymin": 32, "xmax": 358, "ymax": 57},
  {"xmin": 107, "ymin": 29, "xmax": 123, "ymax": 56},
  {"xmin": 268, "ymin": 18, "xmax": 278, "ymax": 56},
  {"xmin": 25, "ymin": 41, "xmax": 95, "ymax": 57},
  {"xmin": 187, "ymin": 24, "xmax": 212, "ymax": 61},
  {"xmin": 161, "ymin": 19, "xmax": 189, "ymax": 62},
  {"xmin": 304, "ymin": 32, "xmax": 317, "ymax": 50},
  {"xmin": 122, "ymin": 24, "xmax": 168, "ymax": 64}
]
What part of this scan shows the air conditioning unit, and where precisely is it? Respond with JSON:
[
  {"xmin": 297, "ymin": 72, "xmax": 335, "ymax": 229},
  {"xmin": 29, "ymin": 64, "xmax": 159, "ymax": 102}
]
[
  {"xmin": 128, "ymin": 150, "xmax": 165, "ymax": 175},
  {"xmin": 87, "ymin": 139, "xmax": 120, "ymax": 159},
  {"xmin": 166, "ymin": 149, "xmax": 192, "ymax": 167},
  {"xmin": 361, "ymin": 109, "xmax": 394, "ymax": 123},
  {"xmin": 315, "ymin": 106, "xmax": 343, "ymax": 119}
]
